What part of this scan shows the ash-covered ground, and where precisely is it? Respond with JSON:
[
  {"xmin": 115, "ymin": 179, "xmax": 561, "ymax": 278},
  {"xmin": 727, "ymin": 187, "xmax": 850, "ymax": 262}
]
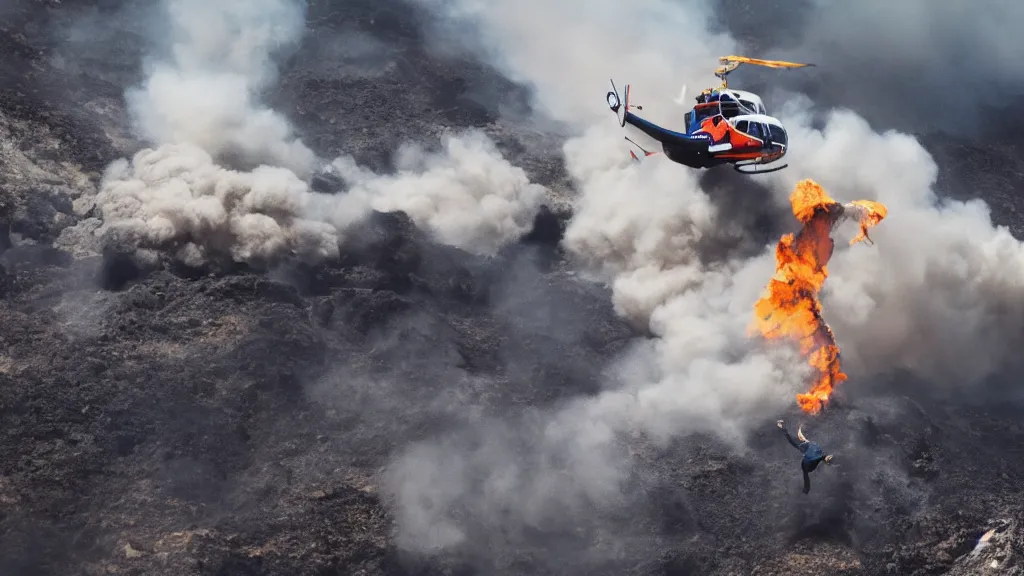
[{"xmin": 2, "ymin": 1, "xmax": 1024, "ymax": 575}]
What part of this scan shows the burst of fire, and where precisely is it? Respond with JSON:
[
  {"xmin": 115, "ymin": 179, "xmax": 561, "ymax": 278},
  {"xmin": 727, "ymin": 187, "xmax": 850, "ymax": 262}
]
[{"xmin": 750, "ymin": 179, "xmax": 888, "ymax": 414}]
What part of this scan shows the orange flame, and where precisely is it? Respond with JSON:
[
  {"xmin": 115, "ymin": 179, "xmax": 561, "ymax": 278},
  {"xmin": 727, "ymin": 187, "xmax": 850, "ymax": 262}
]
[
  {"xmin": 749, "ymin": 179, "xmax": 887, "ymax": 414},
  {"xmin": 846, "ymin": 199, "xmax": 888, "ymax": 246}
]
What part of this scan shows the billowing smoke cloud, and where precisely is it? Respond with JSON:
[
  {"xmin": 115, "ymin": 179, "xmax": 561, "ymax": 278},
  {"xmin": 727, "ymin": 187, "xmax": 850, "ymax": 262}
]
[
  {"xmin": 58, "ymin": 0, "xmax": 334, "ymax": 265},
  {"xmin": 88, "ymin": 128, "xmax": 545, "ymax": 267},
  {"xmin": 126, "ymin": 0, "xmax": 317, "ymax": 176},
  {"xmin": 388, "ymin": 0, "xmax": 808, "ymax": 557},
  {"xmin": 390, "ymin": 0, "xmax": 1024, "ymax": 557},
  {"xmin": 59, "ymin": 0, "xmax": 544, "ymax": 264},
  {"xmin": 328, "ymin": 130, "xmax": 547, "ymax": 256},
  {"xmin": 420, "ymin": 0, "xmax": 735, "ymax": 128},
  {"xmin": 95, "ymin": 143, "xmax": 340, "ymax": 266},
  {"xmin": 769, "ymin": 104, "xmax": 1024, "ymax": 388}
]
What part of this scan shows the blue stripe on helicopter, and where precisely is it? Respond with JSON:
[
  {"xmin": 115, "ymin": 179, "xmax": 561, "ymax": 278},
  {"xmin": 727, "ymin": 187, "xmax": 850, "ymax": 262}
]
[{"xmin": 627, "ymin": 113, "xmax": 711, "ymax": 143}]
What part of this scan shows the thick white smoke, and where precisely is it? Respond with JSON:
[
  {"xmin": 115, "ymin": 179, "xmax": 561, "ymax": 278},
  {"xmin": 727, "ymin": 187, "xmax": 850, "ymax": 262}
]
[
  {"xmin": 328, "ymin": 130, "xmax": 547, "ymax": 256},
  {"xmin": 421, "ymin": 0, "xmax": 807, "ymax": 435},
  {"xmin": 770, "ymin": 104, "xmax": 1024, "ymax": 388},
  {"xmin": 127, "ymin": 0, "xmax": 317, "ymax": 176},
  {"xmin": 96, "ymin": 143, "xmax": 339, "ymax": 266},
  {"xmin": 61, "ymin": 0, "xmax": 543, "ymax": 264},
  {"xmin": 88, "ymin": 128, "xmax": 546, "ymax": 266},
  {"xmin": 387, "ymin": 0, "xmax": 803, "ymax": 555},
  {"xmin": 59, "ymin": 0, "xmax": 332, "ymax": 264},
  {"xmin": 390, "ymin": 0, "xmax": 1024, "ymax": 554},
  {"xmin": 421, "ymin": 0, "xmax": 734, "ymax": 127}
]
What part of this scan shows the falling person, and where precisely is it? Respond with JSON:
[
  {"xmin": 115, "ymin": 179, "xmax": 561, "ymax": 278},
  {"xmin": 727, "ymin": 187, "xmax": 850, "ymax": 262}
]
[{"xmin": 778, "ymin": 419, "xmax": 834, "ymax": 494}]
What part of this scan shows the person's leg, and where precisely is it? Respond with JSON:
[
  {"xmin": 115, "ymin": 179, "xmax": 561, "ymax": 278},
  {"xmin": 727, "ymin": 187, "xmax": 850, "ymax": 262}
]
[
  {"xmin": 802, "ymin": 468, "xmax": 811, "ymax": 494},
  {"xmin": 779, "ymin": 423, "xmax": 803, "ymax": 451}
]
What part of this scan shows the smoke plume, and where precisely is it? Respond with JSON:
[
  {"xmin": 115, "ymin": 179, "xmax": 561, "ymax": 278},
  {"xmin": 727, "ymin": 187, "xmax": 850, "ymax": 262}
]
[
  {"xmin": 126, "ymin": 0, "xmax": 316, "ymax": 175},
  {"xmin": 769, "ymin": 105, "xmax": 1024, "ymax": 388},
  {"xmin": 328, "ymin": 130, "xmax": 547, "ymax": 256},
  {"xmin": 419, "ymin": 0, "xmax": 735, "ymax": 127},
  {"xmin": 58, "ymin": 0, "xmax": 334, "ymax": 266},
  {"xmin": 96, "ymin": 143, "xmax": 340, "ymax": 267},
  {"xmin": 60, "ymin": 0, "xmax": 543, "ymax": 265},
  {"xmin": 388, "ymin": 0, "xmax": 1024, "ymax": 558}
]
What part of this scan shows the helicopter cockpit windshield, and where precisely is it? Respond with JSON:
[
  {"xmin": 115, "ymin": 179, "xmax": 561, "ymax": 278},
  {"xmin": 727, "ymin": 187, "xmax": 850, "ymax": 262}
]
[{"xmin": 687, "ymin": 89, "xmax": 766, "ymax": 128}]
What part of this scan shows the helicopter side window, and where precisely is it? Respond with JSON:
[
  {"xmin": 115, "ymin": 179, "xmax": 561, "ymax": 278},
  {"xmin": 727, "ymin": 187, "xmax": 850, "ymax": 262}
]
[
  {"xmin": 693, "ymin": 102, "xmax": 719, "ymax": 124},
  {"xmin": 735, "ymin": 120, "xmax": 749, "ymax": 133},
  {"xmin": 767, "ymin": 124, "xmax": 788, "ymax": 147},
  {"xmin": 746, "ymin": 122, "xmax": 762, "ymax": 139}
]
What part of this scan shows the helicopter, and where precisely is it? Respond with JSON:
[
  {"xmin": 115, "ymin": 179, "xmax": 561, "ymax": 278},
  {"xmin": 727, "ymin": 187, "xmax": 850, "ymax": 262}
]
[{"xmin": 605, "ymin": 56, "xmax": 815, "ymax": 175}]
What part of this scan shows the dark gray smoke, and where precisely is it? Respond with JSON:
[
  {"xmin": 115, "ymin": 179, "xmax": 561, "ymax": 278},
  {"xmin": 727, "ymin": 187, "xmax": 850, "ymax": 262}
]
[{"xmin": 717, "ymin": 0, "xmax": 1024, "ymax": 136}]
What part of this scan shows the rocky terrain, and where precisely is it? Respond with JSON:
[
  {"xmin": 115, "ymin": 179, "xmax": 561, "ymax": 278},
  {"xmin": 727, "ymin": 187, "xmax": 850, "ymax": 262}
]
[{"xmin": 2, "ymin": 1, "xmax": 1023, "ymax": 575}]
